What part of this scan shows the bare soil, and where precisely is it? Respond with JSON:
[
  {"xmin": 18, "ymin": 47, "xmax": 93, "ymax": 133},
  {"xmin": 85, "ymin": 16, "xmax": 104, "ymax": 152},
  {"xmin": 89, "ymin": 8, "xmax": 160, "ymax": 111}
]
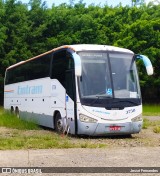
[{"xmin": 68, "ymin": 116, "xmax": 160, "ymax": 148}]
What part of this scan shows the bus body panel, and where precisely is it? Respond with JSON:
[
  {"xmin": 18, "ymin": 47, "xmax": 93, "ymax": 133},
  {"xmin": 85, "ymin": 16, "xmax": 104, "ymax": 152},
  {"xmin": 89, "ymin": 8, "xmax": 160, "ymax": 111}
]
[
  {"xmin": 20, "ymin": 111, "xmax": 54, "ymax": 128},
  {"xmin": 4, "ymin": 78, "xmax": 66, "ymax": 127},
  {"xmin": 77, "ymin": 120, "xmax": 142, "ymax": 136},
  {"xmin": 81, "ymin": 105, "xmax": 142, "ymax": 121},
  {"xmin": 76, "ymin": 102, "xmax": 142, "ymax": 135},
  {"xmin": 4, "ymin": 76, "xmax": 76, "ymax": 133}
]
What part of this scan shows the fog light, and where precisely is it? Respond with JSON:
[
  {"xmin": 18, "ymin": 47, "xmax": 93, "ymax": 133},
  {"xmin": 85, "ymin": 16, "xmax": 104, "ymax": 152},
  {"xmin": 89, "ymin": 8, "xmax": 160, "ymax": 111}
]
[{"xmin": 131, "ymin": 114, "xmax": 142, "ymax": 122}]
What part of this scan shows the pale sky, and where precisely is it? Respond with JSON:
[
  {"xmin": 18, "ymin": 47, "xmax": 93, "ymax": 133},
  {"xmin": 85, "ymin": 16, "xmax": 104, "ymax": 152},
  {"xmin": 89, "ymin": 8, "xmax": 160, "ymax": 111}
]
[
  {"xmin": 20, "ymin": 0, "xmax": 131, "ymax": 7},
  {"xmin": 20, "ymin": 0, "xmax": 157, "ymax": 8}
]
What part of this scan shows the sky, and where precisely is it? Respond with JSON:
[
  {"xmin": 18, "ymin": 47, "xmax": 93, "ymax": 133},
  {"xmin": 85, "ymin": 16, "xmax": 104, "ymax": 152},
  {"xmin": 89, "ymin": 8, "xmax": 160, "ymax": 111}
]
[{"xmin": 20, "ymin": 0, "xmax": 157, "ymax": 8}]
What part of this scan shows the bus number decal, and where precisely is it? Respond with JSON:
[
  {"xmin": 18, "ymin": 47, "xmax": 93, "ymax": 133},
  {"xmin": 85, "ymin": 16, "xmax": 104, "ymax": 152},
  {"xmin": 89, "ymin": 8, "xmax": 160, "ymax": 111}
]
[{"xmin": 126, "ymin": 109, "xmax": 135, "ymax": 114}]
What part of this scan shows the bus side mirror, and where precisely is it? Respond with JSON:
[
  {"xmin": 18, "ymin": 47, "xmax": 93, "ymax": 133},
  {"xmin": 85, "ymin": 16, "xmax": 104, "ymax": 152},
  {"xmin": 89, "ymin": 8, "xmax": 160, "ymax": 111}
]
[
  {"xmin": 72, "ymin": 53, "xmax": 82, "ymax": 76},
  {"xmin": 135, "ymin": 54, "xmax": 153, "ymax": 75}
]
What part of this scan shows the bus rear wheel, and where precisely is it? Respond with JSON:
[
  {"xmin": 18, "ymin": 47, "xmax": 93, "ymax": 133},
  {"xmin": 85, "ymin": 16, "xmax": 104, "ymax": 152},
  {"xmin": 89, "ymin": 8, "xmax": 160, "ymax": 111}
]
[
  {"xmin": 15, "ymin": 107, "xmax": 20, "ymax": 118},
  {"xmin": 11, "ymin": 106, "xmax": 14, "ymax": 114},
  {"xmin": 55, "ymin": 113, "xmax": 63, "ymax": 134}
]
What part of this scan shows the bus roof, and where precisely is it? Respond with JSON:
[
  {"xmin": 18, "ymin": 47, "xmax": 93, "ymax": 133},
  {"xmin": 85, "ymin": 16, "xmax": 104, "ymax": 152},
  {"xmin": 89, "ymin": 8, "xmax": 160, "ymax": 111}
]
[
  {"xmin": 7, "ymin": 44, "xmax": 133, "ymax": 70},
  {"xmin": 70, "ymin": 44, "xmax": 133, "ymax": 53}
]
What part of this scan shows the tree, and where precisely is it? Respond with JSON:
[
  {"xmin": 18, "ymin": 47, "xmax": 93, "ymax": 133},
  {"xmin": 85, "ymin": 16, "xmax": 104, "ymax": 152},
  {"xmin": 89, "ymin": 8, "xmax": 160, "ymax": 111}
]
[{"xmin": 0, "ymin": 1, "xmax": 160, "ymax": 104}]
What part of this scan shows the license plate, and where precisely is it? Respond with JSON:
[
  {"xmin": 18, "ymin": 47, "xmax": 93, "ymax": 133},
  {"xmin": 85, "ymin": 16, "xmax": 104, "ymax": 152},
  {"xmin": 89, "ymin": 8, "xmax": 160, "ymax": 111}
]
[{"xmin": 109, "ymin": 126, "xmax": 121, "ymax": 131}]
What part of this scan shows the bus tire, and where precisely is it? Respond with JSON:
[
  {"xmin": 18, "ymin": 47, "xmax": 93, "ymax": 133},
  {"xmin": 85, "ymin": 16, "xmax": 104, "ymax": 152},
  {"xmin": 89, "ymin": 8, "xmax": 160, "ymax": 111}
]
[
  {"xmin": 15, "ymin": 107, "xmax": 20, "ymax": 118},
  {"xmin": 55, "ymin": 112, "xmax": 63, "ymax": 134},
  {"xmin": 11, "ymin": 106, "xmax": 14, "ymax": 114}
]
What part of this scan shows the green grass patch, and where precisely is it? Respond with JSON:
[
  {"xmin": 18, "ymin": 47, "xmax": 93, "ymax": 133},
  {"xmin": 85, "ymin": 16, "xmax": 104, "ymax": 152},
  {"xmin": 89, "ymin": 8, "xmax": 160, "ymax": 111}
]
[
  {"xmin": 142, "ymin": 118, "xmax": 151, "ymax": 129},
  {"xmin": 142, "ymin": 118, "xmax": 160, "ymax": 133},
  {"xmin": 80, "ymin": 142, "xmax": 106, "ymax": 148},
  {"xmin": 0, "ymin": 106, "xmax": 4, "ymax": 114},
  {"xmin": 0, "ymin": 131, "xmax": 107, "ymax": 150},
  {"xmin": 0, "ymin": 110, "xmax": 39, "ymax": 130},
  {"xmin": 153, "ymin": 126, "xmax": 160, "ymax": 133},
  {"xmin": 142, "ymin": 118, "xmax": 160, "ymax": 129},
  {"xmin": 0, "ymin": 108, "xmax": 107, "ymax": 150},
  {"xmin": 143, "ymin": 104, "xmax": 160, "ymax": 116},
  {"xmin": 0, "ymin": 133, "xmax": 74, "ymax": 150}
]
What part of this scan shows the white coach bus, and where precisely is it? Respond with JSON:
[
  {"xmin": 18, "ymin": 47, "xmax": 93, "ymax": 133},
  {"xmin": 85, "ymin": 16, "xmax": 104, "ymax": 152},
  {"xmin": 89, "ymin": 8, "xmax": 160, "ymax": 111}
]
[{"xmin": 4, "ymin": 44, "xmax": 153, "ymax": 136}]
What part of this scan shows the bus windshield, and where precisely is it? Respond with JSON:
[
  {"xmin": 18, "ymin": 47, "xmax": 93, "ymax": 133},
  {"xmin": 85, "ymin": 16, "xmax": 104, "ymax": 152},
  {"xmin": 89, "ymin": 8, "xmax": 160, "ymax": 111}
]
[{"xmin": 78, "ymin": 51, "xmax": 141, "ymax": 100}]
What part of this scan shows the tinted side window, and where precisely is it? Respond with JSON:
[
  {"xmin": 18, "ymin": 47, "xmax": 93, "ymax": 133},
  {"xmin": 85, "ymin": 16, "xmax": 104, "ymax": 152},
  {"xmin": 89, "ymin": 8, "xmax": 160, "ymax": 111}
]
[
  {"xmin": 5, "ymin": 53, "xmax": 52, "ymax": 84},
  {"xmin": 51, "ymin": 50, "xmax": 74, "ymax": 87},
  {"xmin": 5, "ymin": 66, "xmax": 26, "ymax": 84},
  {"xmin": 28, "ymin": 54, "xmax": 51, "ymax": 80},
  {"xmin": 51, "ymin": 51, "xmax": 67, "ymax": 87}
]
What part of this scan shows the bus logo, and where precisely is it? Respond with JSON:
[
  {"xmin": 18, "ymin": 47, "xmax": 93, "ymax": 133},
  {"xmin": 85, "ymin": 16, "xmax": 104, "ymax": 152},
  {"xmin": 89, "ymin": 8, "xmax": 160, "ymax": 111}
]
[{"xmin": 17, "ymin": 85, "xmax": 43, "ymax": 95}]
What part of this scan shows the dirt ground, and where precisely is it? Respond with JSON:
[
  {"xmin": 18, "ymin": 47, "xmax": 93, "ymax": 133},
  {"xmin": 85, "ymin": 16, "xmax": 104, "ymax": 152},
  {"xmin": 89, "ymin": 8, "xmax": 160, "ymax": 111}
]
[
  {"xmin": 0, "ymin": 116, "xmax": 160, "ymax": 176},
  {"xmin": 73, "ymin": 116, "xmax": 160, "ymax": 148},
  {"xmin": 0, "ymin": 116, "xmax": 160, "ymax": 148}
]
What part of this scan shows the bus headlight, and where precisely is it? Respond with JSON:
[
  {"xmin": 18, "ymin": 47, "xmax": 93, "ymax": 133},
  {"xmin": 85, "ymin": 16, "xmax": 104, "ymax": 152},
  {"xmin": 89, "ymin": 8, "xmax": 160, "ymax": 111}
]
[
  {"xmin": 79, "ymin": 114, "xmax": 98, "ymax": 123},
  {"xmin": 131, "ymin": 114, "xmax": 142, "ymax": 122}
]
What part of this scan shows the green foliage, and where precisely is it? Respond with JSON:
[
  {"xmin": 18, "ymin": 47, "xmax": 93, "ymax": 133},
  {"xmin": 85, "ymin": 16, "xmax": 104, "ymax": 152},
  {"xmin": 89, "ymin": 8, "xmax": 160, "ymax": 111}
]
[
  {"xmin": 0, "ymin": 1, "xmax": 160, "ymax": 103},
  {"xmin": 143, "ymin": 104, "xmax": 160, "ymax": 116}
]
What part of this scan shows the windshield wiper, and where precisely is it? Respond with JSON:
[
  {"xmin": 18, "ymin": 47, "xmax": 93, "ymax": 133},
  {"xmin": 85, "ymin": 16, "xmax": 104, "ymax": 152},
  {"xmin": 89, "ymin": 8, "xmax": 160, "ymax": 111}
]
[
  {"xmin": 90, "ymin": 95, "xmax": 112, "ymax": 106},
  {"xmin": 112, "ymin": 99, "xmax": 140, "ymax": 105},
  {"xmin": 96, "ymin": 95, "xmax": 112, "ymax": 98},
  {"xmin": 95, "ymin": 90, "xmax": 113, "ymax": 97}
]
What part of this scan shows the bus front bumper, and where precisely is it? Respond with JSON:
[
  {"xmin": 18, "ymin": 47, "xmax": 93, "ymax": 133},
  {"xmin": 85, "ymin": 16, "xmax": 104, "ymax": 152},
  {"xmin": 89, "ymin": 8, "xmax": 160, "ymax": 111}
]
[{"xmin": 77, "ymin": 121, "xmax": 143, "ymax": 136}]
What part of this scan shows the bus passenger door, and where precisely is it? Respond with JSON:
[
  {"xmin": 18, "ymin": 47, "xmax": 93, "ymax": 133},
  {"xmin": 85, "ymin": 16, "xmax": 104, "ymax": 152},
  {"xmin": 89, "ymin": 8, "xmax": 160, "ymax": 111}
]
[{"xmin": 65, "ymin": 70, "xmax": 76, "ymax": 134}]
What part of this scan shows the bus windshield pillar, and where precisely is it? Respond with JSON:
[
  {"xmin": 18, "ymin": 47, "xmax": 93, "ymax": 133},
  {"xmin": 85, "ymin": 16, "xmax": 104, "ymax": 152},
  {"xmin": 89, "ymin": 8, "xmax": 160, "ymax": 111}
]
[{"xmin": 72, "ymin": 53, "xmax": 82, "ymax": 76}]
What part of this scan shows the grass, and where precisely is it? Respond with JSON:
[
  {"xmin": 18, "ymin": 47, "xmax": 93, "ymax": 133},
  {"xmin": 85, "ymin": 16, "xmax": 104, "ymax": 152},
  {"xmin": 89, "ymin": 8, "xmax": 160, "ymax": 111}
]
[
  {"xmin": 0, "ymin": 105, "xmax": 160, "ymax": 150},
  {"xmin": 0, "ymin": 110, "xmax": 39, "ymax": 130},
  {"xmin": 143, "ymin": 104, "xmax": 160, "ymax": 116},
  {"xmin": 153, "ymin": 126, "xmax": 160, "ymax": 133},
  {"xmin": 0, "ymin": 130, "xmax": 107, "ymax": 150},
  {"xmin": 0, "ymin": 108, "xmax": 107, "ymax": 150},
  {"xmin": 142, "ymin": 118, "xmax": 160, "ymax": 133},
  {"xmin": 0, "ymin": 132, "xmax": 75, "ymax": 150},
  {"xmin": 142, "ymin": 118, "xmax": 151, "ymax": 129},
  {"xmin": 142, "ymin": 118, "xmax": 160, "ymax": 129},
  {"xmin": 142, "ymin": 104, "xmax": 160, "ymax": 132}
]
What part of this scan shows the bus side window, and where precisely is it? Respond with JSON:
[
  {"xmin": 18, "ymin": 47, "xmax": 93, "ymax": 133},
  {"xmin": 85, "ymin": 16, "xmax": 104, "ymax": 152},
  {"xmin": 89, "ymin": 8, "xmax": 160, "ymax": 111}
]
[
  {"xmin": 66, "ymin": 53, "xmax": 75, "ymax": 100},
  {"xmin": 51, "ymin": 50, "xmax": 75, "ymax": 99},
  {"xmin": 29, "ymin": 54, "xmax": 51, "ymax": 80},
  {"xmin": 51, "ymin": 50, "xmax": 67, "ymax": 87}
]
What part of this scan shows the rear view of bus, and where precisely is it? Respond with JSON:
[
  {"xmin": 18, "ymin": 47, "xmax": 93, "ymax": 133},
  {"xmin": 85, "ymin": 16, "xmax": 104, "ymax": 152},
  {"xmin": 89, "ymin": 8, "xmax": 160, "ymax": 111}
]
[{"xmin": 4, "ymin": 44, "xmax": 153, "ymax": 136}]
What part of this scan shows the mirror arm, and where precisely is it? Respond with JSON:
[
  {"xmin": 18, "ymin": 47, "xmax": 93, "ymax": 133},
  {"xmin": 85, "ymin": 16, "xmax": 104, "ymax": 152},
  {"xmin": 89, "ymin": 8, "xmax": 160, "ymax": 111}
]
[{"xmin": 135, "ymin": 54, "xmax": 153, "ymax": 75}]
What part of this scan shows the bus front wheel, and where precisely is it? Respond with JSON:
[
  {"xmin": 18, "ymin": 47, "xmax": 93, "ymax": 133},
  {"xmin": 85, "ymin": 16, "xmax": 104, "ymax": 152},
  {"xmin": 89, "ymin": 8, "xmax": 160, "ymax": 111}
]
[{"xmin": 55, "ymin": 113, "xmax": 63, "ymax": 134}]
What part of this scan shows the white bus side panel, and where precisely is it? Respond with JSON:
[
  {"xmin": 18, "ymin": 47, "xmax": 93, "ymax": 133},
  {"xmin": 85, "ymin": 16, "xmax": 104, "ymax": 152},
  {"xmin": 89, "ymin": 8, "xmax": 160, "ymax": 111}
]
[{"xmin": 4, "ymin": 78, "xmax": 67, "ymax": 129}]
